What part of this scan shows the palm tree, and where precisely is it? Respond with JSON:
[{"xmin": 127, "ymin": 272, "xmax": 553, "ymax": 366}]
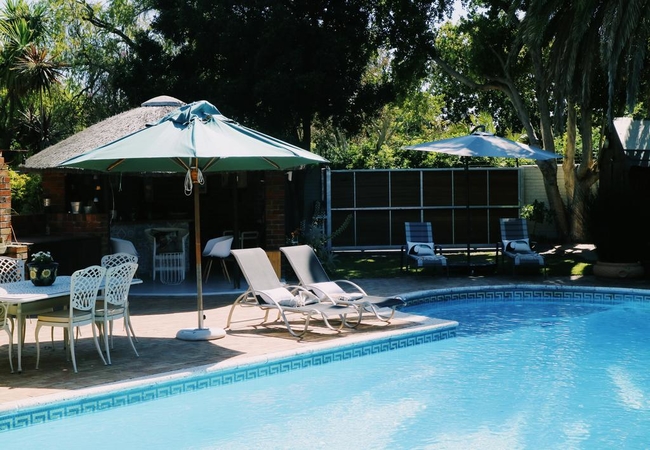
[{"xmin": 0, "ymin": 0, "xmax": 62, "ymax": 152}]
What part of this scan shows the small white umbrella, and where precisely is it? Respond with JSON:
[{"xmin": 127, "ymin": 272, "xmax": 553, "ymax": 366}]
[
  {"xmin": 404, "ymin": 131, "xmax": 559, "ymax": 159},
  {"xmin": 403, "ymin": 131, "xmax": 559, "ymax": 268}
]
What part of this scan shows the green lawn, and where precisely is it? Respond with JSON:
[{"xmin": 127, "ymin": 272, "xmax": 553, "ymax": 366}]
[{"xmin": 330, "ymin": 248, "xmax": 594, "ymax": 279}]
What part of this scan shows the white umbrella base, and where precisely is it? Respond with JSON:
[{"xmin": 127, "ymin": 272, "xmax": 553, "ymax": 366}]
[{"xmin": 176, "ymin": 327, "xmax": 226, "ymax": 341}]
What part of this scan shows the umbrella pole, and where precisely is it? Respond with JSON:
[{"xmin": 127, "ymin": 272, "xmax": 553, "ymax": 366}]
[
  {"xmin": 194, "ymin": 184, "xmax": 204, "ymax": 329},
  {"xmin": 176, "ymin": 168, "xmax": 226, "ymax": 341}
]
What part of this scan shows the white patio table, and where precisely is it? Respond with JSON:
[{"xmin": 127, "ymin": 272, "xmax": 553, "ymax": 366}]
[{"xmin": 0, "ymin": 276, "xmax": 141, "ymax": 373}]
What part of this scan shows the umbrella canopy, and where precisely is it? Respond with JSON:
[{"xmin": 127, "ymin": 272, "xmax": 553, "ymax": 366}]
[
  {"xmin": 403, "ymin": 131, "xmax": 558, "ymax": 160},
  {"xmin": 59, "ymin": 100, "xmax": 328, "ymax": 340},
  {"xmin": 403, "ymin": 131, "xmax": 558, "ymax": 270},
  {"xmin": 61, "ymin": 100, "xmax": 327, "ymax": 173}
]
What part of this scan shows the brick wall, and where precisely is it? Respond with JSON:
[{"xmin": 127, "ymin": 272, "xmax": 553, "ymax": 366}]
[
  {"xmin": 264, "ymin": 171, "xmax": 285, "ymax": 250},
  {"xmin": 0, "ymin": 155, "xmax": 29, "ymax": 261},
  {"xmin": 41, "ymin": 172, "xmax": 67, "ymax": 213},
  {"xmin": 0, "ymin": 155, "xmax": 10, "ymax": 245}
]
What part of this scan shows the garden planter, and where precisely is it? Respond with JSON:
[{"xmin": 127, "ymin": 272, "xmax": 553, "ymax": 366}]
[{"xmin": 27, "ymin": 262, "xmax": 59, "ymax": 286}]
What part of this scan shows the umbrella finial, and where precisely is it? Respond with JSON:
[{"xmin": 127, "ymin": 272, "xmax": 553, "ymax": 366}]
[{"xmin": 470, "ymin": 125, "xmax": 486, "ymax": 134}]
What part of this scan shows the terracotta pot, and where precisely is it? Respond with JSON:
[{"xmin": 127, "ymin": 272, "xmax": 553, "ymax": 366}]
[
  {"xmin": 593, "ymin": 261, "xmax": 644, "ymax": 279},
  {"xmin": 27, "ymin": 262, "xmax": 59, "ymax": 286}
]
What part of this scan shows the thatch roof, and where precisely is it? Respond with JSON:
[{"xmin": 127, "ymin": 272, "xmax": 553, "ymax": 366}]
[{"xmin": 21, "ymin": 96, "xmax": 185, "ymax": 172}]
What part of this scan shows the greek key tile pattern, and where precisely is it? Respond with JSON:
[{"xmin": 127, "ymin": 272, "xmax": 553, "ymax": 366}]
[
  {"xmin": 0, "ymin": 326, "xmax": 455, "ymax": 432},
  {"xmin": 401, "ymin": 285, "xmax": 650, "ymax": 308}
]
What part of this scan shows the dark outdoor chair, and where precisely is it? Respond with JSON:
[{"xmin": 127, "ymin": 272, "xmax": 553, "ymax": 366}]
[
  {"xmin": 401, "ymin": 222, "xmax": 448, "ymax": 276},
  {"xmin": 497, "ymin": 218, "xmax": 546, "ymax": 276}
]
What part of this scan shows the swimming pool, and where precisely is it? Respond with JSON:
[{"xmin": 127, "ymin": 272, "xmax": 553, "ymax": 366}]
[{"xmin": 2, "ymin": 285, "xmax": 650, "ymax": 448}]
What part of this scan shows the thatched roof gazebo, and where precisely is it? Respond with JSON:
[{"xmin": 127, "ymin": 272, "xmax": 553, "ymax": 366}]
[
  {"xmin": 12, "ymin": 96, "xmax": 187, "ymax": 271},
  {"xmin": 23, "ymin": 96, "xmax": 185, "ymax": 171}
]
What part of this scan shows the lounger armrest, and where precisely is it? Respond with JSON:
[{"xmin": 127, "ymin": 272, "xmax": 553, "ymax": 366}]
[
  {"xmin": 332, "ymin": 279, "xmax": 367, "ymax": 296},
  {"xmin": 435, "ymin": 244, "xmax": 443, "ymax": 255}
]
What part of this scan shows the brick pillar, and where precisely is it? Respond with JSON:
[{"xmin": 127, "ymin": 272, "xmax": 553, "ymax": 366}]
[
  {"xmin": 264, "ymin": 171, "xmax": 285, "ymax": 250},
  {"xmin": 0, "ymin": 155, "xmax": 10, "ymax": 246},
  {"xmin": 0, "ymin": 154, "xmax": 28, "ymax": 261}
]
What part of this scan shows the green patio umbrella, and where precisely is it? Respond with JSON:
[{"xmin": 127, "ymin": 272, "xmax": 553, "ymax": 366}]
[{"xmin": 59, "ymin": 100, "xmax": 328, "ymax": 341}]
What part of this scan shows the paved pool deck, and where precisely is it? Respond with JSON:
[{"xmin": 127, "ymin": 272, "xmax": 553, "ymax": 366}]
[{"xmin": 1, "ymin": 245, "xmax": 648, "ymax": 411}]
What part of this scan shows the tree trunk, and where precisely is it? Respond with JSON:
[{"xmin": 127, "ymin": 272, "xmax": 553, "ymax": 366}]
[
  {"xmin": 537, "ymin": 158, "xmax": 569, "ymax": 241},
  {"xmin": 530, "ymin": 46, "xmax": 569, "ymax": 241}
]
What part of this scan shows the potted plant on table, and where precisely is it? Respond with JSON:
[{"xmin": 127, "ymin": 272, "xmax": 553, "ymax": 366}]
[{"xmin": 27, "ymin": 251, "xmax": 59, "ymax": 286}]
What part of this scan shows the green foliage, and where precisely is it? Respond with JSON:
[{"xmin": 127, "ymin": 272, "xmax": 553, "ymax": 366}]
[
  {"xmin": 72, "ymin": 0, "xmax": 453, "ymax": 149},
  {"xmin": 315, "ymin": 89, "xmax": 511, "ymax": 170},
  {"xmin": 288, "ymin": 201, "xmax": 352, "ymax": 271},
  {"xmin": 521, "ymin": 200, "xmax": 553, "ymax": 225},
  {"xmin": 30, "ymin": 250, "xmax": 53, "ymax": 263},
  {"xmin": 9, "ymin": 168, "xmax": 42, "ymax": 214},
  {"xmin": 331, "ymin": 250, "xmax": 591, "ymax": 279}
]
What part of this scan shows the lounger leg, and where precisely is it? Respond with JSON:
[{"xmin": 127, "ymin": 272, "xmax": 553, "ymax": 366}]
[
  {"xmin": 367, "ymin": 305, "xmax": 396, "ymax": 322},
  {"xmin": 225, "ymin": 292, "xmax": 248, "ymax": 329},
  {"xmin": 276, "ymin": 310, "xmax": 308, "ymax": 338}
]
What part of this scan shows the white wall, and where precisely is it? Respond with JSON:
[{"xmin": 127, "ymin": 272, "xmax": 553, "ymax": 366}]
[{"xmin": 520, "ymin": 165, "xmax": 567, "ymax": 239}]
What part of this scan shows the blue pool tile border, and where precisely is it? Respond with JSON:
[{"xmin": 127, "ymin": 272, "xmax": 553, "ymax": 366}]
[
  {"xmin": 0, "ymin": 321, "xmax": 456, "ymax": 433},
  {"xmin": 400, "ymin": 284, "xmax": 650, "ymax": 307}
]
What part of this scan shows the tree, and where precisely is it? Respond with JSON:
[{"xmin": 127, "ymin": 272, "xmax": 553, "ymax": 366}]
[
  {"xmin": 79, "ymin": 0, "xmax": 455, "ymax": 148},
  {"xmin": 0, "ymin": 0, "xmax": 68, "ymax": 158},
  {"xmin": 520, "ymin": 0, "xmax": 650, "ymax": 238},
  {"xmin": 426, "ymin": 1, "xmax": 645, "ymax": 241}
]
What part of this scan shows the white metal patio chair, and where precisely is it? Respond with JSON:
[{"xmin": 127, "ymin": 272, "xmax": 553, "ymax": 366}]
[
  {"xmin": 100, "ymin": 253, "xmax": 139, "ymax": 341},
  {"xmin": 0, "ymin": 256, "xmax": 56, "ymax": 346},
  {"xmin": 0, "ymin": 256, "xmax": 24, "ymax": 339},
  {"xmin": 1, "ymin": 302, "xmax": 13, "ymax": 373},
  {"xmin": 145, "ymin": 228, "xmax": 189, "ymax": 284},
  {"xmin": 101, "ymin": 252, "xmax": 138, "ymax": 268},
  {"xmin": 94, "ymin": 262, "xmax": 139, "ymax": 364},
  {"xmin": 0, "ymin": 256, "xmax": 25, "ymax": 283},
  {"xmin": 35, "ymin": 265, "xmax": 107, "ymax": 373}
]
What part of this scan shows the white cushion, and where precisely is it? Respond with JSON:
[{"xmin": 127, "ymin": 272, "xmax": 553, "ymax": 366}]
[
  {"xmin": 504, "ymin": 239, "xmax": 531, "ymax": 252},
  {"xmin": 407, "ymin": 241, "xmax": 434, "ymax": 256},
  {"xmin": 260, "ymin": 288, "xmax": 318, "ymax": 307}
]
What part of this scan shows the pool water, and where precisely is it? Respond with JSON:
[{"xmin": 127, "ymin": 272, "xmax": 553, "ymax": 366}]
[{"xmin": 4, "ymin": 301, "xmax": 650, "ymax": 449}]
